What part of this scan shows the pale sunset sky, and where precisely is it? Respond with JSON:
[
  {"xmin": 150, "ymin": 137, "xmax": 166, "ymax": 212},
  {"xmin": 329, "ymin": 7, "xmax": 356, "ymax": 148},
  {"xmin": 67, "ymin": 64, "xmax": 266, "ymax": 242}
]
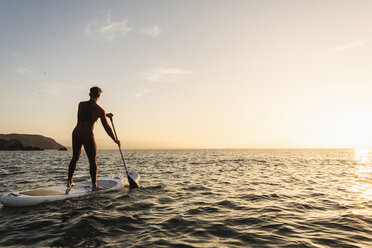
[{"xmin": 1, "ymin": 0, "xmax": 372, "ymax": 149}]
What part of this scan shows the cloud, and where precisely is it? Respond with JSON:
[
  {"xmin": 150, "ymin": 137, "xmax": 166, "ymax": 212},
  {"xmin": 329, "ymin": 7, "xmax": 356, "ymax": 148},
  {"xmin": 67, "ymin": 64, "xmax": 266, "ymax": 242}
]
[
  {"xmin": 333, "ymin": 40, "xmax": 368, "ymax": 51},
  {"xmin": 14, "ymin": 66, "xmax": 33, "ymax": 76},
  {"xmin": 139, "ymin": 25, "xmax": 162, "ymax": 38},
  {"xmin": 140, "ymin": 67, "xmax": 191, "ymax": 82},
  {"xmin": 84, "ymin": 20, "xmax": 97, "ymax": 36},
  {"xmin": 39, "ymin": 82, "xmax": 86, "ymax": 96},
  {"xmin": 85, "ymin": 13, "xmax": 132, "ymax": 41},
  {"xmin": 133, "ymin": 88, "xmax": 150, "ymax": 98}
]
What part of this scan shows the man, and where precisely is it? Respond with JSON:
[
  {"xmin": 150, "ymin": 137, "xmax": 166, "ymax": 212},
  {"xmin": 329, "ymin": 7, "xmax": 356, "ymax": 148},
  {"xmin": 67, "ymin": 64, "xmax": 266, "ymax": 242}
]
[{"xmin": 67, "ymin": 86, "xmax": 120, "ymax": 191}]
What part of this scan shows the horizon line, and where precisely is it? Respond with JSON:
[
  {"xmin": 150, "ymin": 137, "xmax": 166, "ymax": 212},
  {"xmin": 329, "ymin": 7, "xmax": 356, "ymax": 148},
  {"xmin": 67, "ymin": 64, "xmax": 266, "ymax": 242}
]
[{"xmin": 89, "ymin": 147, "xmax": 362, "ymax": 150}]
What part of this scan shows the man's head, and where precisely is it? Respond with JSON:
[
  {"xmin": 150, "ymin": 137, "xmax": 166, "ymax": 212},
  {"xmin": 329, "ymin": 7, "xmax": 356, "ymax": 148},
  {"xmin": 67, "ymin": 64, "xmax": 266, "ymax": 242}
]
[{"xmin": 89, "ymin": 86, "xmax": 102, "ymax": 99}]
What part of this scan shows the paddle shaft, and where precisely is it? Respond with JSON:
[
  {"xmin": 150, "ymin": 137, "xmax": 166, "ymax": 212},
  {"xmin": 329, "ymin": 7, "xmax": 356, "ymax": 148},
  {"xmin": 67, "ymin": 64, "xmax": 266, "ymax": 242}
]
[{"xmin": 108, "ymin": 117, "xmax": 130, "ymax": 176}]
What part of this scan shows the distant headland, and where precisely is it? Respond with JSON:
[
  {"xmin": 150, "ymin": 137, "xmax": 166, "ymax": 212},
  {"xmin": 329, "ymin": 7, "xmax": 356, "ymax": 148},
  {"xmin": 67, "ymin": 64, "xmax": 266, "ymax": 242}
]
[{"xmin": 0, "ymin": 134, "xmax": 67, "ymax": 151}]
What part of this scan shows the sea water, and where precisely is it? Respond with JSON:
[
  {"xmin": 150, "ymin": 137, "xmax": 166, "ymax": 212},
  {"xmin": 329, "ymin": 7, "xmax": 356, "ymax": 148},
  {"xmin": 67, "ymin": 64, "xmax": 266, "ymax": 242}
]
[{"xmin": 0, "ymin": 149, "xmax": 371, "ymax": 247}]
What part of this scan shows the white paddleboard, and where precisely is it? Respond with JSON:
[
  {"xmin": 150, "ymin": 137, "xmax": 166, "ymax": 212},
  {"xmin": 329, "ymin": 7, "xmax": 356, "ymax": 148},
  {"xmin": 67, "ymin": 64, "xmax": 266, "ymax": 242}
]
[{"xmin": 0, "ymin": 172, "xmax": 140, "ymax": 207}]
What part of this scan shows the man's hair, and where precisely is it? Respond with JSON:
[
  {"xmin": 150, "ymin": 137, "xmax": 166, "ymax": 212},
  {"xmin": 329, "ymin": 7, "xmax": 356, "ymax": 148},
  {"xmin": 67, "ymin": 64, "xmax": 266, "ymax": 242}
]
[{"xmin": 90, "ymin": 86, "xmax": 102, "ymax": 98}]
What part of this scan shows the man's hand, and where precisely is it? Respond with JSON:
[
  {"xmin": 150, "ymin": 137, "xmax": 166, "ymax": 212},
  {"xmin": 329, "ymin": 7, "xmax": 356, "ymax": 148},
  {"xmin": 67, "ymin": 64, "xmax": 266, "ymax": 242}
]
[
  {"xmin": 114, "ymin": 139, "xmax": 121, "ymax": 146},
  {"xmin": 106, "ymin": 113, "xmax": 113, "ymax": 119}
]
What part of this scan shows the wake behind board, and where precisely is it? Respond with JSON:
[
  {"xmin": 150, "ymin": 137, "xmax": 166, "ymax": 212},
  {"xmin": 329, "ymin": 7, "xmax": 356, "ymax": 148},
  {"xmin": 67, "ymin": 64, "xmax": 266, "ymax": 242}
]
[{"xmin": 0, "ymin": 172, "xmax": 140, "ymax": 207}]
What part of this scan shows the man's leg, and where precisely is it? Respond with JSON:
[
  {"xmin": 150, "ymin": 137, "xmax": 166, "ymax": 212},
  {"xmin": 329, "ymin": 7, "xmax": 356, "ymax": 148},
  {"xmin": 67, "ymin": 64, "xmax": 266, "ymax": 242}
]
[
  {"xmin": 67, "ymin": 137, "xmax": 82, "ymax": 187},
  {"xmin": 84, "ymin": 137, "xmax": 103, "ymax": 191}
]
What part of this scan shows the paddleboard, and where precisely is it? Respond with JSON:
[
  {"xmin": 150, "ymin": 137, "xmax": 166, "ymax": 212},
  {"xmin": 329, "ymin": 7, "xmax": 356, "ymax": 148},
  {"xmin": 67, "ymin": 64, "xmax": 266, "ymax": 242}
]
[{"xmin": 0, "ymin": 172, "xmax": 140, "ymax": 207}]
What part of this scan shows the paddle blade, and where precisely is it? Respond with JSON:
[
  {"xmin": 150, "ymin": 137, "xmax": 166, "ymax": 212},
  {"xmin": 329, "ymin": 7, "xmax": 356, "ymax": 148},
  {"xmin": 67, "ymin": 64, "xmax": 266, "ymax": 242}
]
[{"xmin": 128, "ymin": 175, "xmax": 139, "ymax": 189}]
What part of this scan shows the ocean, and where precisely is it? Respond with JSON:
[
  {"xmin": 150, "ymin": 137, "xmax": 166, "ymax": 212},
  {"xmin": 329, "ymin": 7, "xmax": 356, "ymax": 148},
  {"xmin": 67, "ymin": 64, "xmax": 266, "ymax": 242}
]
[{"xmin": 0, "ymin": 149, "xmax": 371, "ymax": 247}]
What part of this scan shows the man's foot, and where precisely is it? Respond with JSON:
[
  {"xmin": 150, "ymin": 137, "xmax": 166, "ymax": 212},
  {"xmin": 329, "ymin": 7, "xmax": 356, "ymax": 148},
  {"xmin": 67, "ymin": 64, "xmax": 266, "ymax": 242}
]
[
  {"xmin": 92, "ymin": 185, "xmax": 104, "ymax": 191},
  {"xmin": 67, "ymin": 180, "xmax": 75, "ymax": 188}
]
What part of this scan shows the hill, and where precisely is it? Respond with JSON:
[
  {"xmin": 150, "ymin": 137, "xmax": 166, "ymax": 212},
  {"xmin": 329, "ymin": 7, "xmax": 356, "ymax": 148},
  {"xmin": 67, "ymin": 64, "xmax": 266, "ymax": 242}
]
[
  {"xmin": 0, "ymin": 134, "xmax": 67, "ymax": 150},
  {"xmin": 0, "ymin": 139, "xmax": 44, "ymax": 151}
]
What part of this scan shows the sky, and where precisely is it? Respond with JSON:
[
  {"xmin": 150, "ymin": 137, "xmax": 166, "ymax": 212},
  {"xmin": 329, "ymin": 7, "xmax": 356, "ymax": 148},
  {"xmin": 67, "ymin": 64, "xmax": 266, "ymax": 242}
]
[{"xmin": 1, "ymin": 0, "xmax": 372, "ymax": 149}]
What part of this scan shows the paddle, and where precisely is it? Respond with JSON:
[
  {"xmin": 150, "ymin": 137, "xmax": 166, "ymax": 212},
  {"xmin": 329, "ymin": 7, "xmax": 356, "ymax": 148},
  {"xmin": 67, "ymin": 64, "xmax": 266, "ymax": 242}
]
[{"xmin": 107, "ymin": 114, "xmax": 139, "ymax": 189}]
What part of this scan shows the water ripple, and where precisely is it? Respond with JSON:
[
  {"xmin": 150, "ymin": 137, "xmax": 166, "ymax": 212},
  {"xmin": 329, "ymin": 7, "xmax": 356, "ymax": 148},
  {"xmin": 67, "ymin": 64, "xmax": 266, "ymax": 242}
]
[{"xmin": 0, "ymin": 149, "xmax": 371, "ymax": 247}]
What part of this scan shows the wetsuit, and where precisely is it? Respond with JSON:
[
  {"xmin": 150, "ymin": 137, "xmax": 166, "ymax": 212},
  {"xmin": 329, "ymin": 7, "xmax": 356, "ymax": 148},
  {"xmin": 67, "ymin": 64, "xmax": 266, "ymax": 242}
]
[{"xmin": 67, "ymin": 100, "xmax": 115, "ymax": 186}]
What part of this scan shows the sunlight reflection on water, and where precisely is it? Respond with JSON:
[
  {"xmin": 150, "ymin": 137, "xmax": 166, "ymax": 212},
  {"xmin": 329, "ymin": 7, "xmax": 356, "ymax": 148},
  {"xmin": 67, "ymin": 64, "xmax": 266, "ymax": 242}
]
[
  {"xmin": 354, "ymin": 148, "xmax": 370, "ymax": 164},
  {"xmin": 351, "ymin": 148, "xmax": 372, "ymax": 215}
]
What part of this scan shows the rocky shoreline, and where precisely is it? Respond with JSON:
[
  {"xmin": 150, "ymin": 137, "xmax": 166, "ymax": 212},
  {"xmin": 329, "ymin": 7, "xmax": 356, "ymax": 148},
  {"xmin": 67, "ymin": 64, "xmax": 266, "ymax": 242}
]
[
  {"xmin": 0, "ymin": 134, "xmax": 67, "ymax": 151},
  {"xmin": 0, "ymin": 139, "xmax": 43, "ymax": 151}
]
